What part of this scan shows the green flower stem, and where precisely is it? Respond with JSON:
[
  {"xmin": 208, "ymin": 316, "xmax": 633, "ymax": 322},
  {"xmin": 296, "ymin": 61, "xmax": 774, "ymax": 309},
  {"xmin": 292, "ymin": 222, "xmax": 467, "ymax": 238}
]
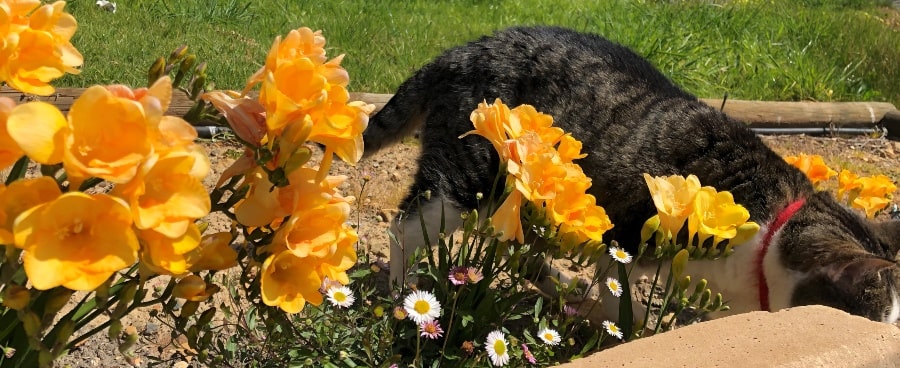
[{"xmin": 639, "ymin": 259, "xmax": 664, "ymax": 338}]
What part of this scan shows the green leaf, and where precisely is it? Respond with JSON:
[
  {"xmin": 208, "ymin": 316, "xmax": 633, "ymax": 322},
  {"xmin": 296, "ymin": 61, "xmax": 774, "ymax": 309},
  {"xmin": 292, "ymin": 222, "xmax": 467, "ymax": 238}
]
[{"xmin": 616, "ymin": 262, "xmax": 633, "ymax": 341}]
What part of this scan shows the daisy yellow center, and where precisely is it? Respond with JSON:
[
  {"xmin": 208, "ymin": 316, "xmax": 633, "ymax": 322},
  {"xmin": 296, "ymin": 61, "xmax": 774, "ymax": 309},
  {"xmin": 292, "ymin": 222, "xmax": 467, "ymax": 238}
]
[
  {"xmin": 334, "ymin": 292, "xmax": 347, "ymax": 302},
  {"xmin": 493, "ymin": 340, "xmax": 506, "ymax": 355},
  {"xmin": 414, "ymin": 300, "xmax": 431, "ymax": 314},
  {"xmin": 608, "ymin": 282, "xmax": 618, "ymax": 290},
  {"xmin": 610, "ymin": 325, "xmax": 619, "ymax": 333},
  {"xmin": 543, "ymin": 333, "xmax": 553, "ymax": 340},
  {"xmin": 423, "ymin": 324, "xmax": 437, "ymax": 334},
  {"xmin": 615, "ymin": 250, "xmax": 626, "ymax": 258}
]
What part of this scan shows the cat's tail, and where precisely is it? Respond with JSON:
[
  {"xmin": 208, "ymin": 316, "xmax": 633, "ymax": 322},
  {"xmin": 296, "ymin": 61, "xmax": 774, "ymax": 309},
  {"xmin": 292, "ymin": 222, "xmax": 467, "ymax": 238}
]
[{"xmin": 362, "ymin": 65, "xmax": 435, "ymax": 157}]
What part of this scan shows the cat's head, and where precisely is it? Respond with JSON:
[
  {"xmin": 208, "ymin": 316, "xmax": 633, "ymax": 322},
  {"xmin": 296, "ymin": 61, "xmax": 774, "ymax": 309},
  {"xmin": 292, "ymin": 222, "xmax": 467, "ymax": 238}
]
[{"xmin": 787, "ymin": 209, "xmax": 900, "ymax": 323}]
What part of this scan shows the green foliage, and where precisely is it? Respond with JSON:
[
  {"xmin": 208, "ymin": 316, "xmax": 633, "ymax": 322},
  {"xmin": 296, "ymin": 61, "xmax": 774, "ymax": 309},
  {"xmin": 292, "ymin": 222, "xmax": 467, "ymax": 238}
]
[{"xmin": 59, "ymin": 0, "xmax": 900, "ymax": 106}]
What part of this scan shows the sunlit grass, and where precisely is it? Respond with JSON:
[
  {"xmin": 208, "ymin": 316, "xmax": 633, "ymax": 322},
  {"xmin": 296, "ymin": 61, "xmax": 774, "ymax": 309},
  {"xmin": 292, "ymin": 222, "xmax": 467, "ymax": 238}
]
[{"xmin": 58, "ymin": 0, "xmax": 900, "ymax": 106}]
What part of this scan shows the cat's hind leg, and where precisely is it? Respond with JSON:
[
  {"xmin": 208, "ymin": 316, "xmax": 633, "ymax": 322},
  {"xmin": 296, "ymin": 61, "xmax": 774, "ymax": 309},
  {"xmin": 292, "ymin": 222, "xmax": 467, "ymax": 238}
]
[{"xmin": 389, "ymin": 192, "xmax": 464, "ymax": 287}]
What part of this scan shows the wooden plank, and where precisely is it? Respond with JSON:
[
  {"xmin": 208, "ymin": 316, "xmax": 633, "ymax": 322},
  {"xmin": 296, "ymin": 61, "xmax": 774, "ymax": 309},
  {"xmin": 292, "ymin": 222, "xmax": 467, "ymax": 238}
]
[
  {"xmin": 699, "ymin": 98, "xmax": 897, "ymax": 128},
  {"xmin": 3, "ymin": 87, "xmax": 897, "ymax": 132}
]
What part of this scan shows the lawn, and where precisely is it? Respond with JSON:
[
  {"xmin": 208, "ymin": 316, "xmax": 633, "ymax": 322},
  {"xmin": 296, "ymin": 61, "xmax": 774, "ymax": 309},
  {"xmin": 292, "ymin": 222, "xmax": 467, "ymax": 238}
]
[{"xmin": 58, "ymin": 0, "xmax": 900, "ymax": 106}]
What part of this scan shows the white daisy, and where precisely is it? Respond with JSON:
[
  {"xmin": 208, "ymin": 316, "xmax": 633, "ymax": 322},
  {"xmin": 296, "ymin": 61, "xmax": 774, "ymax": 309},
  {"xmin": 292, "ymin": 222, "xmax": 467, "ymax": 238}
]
[
  {"xmin": 536, "ymin": 328, "xmax": 561, "ymax": 346},
  {"xmin": 609, "ymin": 246, "xmax": 633, "ymax": 264},
  {"xmin": 605, "ymin": 277, "xmax": 623, "ymax": 297},
  {"xmin": 603, "ymin": 320, "xmax": 623, "ymax": 340},
  {"xmin": 326, "ymin": 285, "xmax": 355, "ymax": 308},
  {"xmin": 485, "ymin": 330, "xmax": 510, "ymax": 366},
  {"xmin": 403, "ymin": 290, "xmax": 442, "ymax": 324}
]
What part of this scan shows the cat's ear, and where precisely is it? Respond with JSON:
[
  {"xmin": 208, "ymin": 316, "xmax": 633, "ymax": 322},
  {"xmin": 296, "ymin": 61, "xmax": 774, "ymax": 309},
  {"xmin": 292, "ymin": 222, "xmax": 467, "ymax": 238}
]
[
  {"xmin": 824, "ymin": 256, "xmax": 895, "ymax": 288},
  {"xmin": 870, "ymin": 220, "xmax": 900, "ymax": 260}
]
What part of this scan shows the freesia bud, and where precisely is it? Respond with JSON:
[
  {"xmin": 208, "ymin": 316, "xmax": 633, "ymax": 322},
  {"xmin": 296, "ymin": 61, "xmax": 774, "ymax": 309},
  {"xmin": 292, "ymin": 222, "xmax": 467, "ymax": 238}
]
[
  {"xmin": 169, "ymin": 45, "xmax": 188, "ymax": 63},
  {"xmin": 148, "ymin": 57, "xmax": 166, "ymax": 86},
  {"xmin": 671, "ymin": 249, "xmax": 688, "ymax": 280},
  {"xmin": 2, "ymin": 285, "xmax": 30, "ymax": 310}
]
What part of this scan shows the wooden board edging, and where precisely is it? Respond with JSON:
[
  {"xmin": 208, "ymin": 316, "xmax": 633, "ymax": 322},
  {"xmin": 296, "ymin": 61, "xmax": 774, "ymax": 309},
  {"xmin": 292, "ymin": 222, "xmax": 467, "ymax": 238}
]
[{"xmin": 2, "ymin": 87, "xmax": 897, "ymax": 137}]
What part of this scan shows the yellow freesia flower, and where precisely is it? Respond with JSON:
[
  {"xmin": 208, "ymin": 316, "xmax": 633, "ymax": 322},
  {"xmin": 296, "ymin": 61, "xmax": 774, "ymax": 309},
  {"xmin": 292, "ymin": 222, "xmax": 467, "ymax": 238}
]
[
  {"xmin": 307, "ymin": 91, "xmax": 372, "ymax": 164},
  {"xmin": 186, "ymin": 232, "xmax": 238, "ymax": 272},
  {"xmin": 275, "ymin": 201, "xmax": 355, "ymax": 258},
  {"xmin": 14, "ymin": 192, "xmax": 138, "ymax": 291},
  {"xmin": 172, "ymin": 275, "xmax": 219, "ymax": 302},
  {"xmin": 0, "ymin": 176, "xmax": 61, "ymax": 244},
  {"xmin": 837, "ymin": 169, "xmax": 859, "ymax": 200},
  {"xmin": 466, "ymin": 99, "xmax": 514, "ymax": 160},
  {"xmin": 260, "ymin": 248, "xmax": 326, "ymax": 313},
  {"xmin": 846, "ymin": 173, "xmax": 896, "ymax": 218},
  {"xmin": 8, "ymin": 79, "xmax": 176, "ymax": 186},
  {"xmin": 556, "ymin": 134, "xmax": 586, "ymax": 162},
  {"xmin": 0, "ymin": 1, "xmax": 82, "ymax": 96},
  {"xmin": 0, "ymin": 97, "xmax": 23, "ymax": 169},
  {"xmin": 114, "ymin": 151, "xmax": 210, "ymax": 238},
  {"xmin": 837, "ymin": 169, "xmax": 897, "ymax": 218},
  {"xmin": 6, "ymin": 100, "xmax": 67, "ymax": 165},
  {"xmin": 63, "ymin": 83, "xmax": 165, "ymax": 183},
  {"xmin": 466, "ymin": 99, "xmax": 612, "ymax": 246},
  {"xmin": 643, "ymin": 173, "xmax": 701, "ymax": 240},
  {"xmin": 783, "ymin": 153, "xmax": 836, "ymax": 186},
  {"xmin": 137, "ymin": 225, "xmax": 201, "ymax": 276},
  {"xmin": 508, "ymin": 133, "xmax": 566, "ymax": 201},
  {"xmin": 491, "ymin": 190, "xmax": 525, "ymax": 243},
  {"xmin": 688, "ymin": 187, "xmax": 756, "ymax": 246}
]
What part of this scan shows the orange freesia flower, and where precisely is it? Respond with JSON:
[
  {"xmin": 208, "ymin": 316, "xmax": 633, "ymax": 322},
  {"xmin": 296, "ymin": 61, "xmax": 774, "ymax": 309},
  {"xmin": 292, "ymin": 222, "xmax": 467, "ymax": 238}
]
[
  {"xmin": 187, "ymin": 232, "xmax": 238, "ymax": 272},
  {"xmin": 688, "ymin": 187, "xmax": 758, "ymax": 246},
  {"xmin": 0, "ymin": 176, "xmax": 61, "ymax": 244},
  {"xmin": 0, "ymin": 97, "xmax": 23, "ymax": 169},
  {"xmin": 260, "ymin": 248, "xmax": 326, "ymax": 313},
  {"xmin": 643, "ymin": 173, "xmax": 701, "ymax": 239},
  {"xmin": 14, "ymin": 192, "xmax": 138, "ymax": 290},
  {"xmin": 172, "ymin": 275, "xmax": 219, "ymax": 302},
  {"xmin": 114, "ymin": 151, "xmax": 211, "ymax": 238},
  {"xmin": 0, "ymin": 1, "xmax": 82, "ymax": 95},
  {"xmin": 784, "ymin": 153, "xmax": 836, "ymax": 186}
]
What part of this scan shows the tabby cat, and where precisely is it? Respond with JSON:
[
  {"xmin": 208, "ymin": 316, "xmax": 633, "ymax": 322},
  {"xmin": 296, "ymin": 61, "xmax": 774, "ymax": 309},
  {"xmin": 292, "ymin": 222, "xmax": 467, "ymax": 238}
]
[{"xmin": 362, "ymin": 26, "xmax": 900, "ymax": 323}]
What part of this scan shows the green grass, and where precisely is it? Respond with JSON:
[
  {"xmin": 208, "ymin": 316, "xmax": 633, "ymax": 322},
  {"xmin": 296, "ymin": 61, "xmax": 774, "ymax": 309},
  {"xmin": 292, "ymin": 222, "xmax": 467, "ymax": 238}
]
[{"xmin": 57, "ymin": 0, "xmax": 900, "ymax": 106}]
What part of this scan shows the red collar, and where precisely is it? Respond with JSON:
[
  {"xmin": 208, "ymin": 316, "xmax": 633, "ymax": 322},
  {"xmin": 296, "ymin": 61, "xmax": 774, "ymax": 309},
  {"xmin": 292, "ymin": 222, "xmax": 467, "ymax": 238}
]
[{"xmin": 755, "ymin": 198, "xmax": 806, "ymax": 312}]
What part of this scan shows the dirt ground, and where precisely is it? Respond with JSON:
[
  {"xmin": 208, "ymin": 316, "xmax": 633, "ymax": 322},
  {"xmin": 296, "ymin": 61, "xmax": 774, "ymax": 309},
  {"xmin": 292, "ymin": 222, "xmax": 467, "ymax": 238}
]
[{"xmin": 53, "ymin": 132, "xmax": 900, "ymax": 367}]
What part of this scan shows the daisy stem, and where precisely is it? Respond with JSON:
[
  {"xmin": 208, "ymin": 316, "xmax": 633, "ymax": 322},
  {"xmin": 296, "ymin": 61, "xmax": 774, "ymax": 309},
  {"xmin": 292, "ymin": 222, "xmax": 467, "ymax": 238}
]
[
  {"xmin": 414, "ymin": 324, "xmax": 422, "ymax": 366},
  {"xmin": 439, "ymin": 286, "xmax": 464, "ymax": 364}
]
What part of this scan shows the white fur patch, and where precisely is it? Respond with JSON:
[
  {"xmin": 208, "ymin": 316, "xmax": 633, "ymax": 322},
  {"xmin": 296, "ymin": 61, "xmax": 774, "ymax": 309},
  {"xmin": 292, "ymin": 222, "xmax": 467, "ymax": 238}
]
[{"xmin": 885, "ymin": 288, "xmax": 900, "ymax": 324}]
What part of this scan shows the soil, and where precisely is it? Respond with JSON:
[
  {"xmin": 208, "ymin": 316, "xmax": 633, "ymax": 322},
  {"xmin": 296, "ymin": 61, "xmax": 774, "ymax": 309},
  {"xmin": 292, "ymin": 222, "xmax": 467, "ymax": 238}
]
[{"xmin": 53, "ymin": 133, "xmax": 900, "ymax": 367}]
